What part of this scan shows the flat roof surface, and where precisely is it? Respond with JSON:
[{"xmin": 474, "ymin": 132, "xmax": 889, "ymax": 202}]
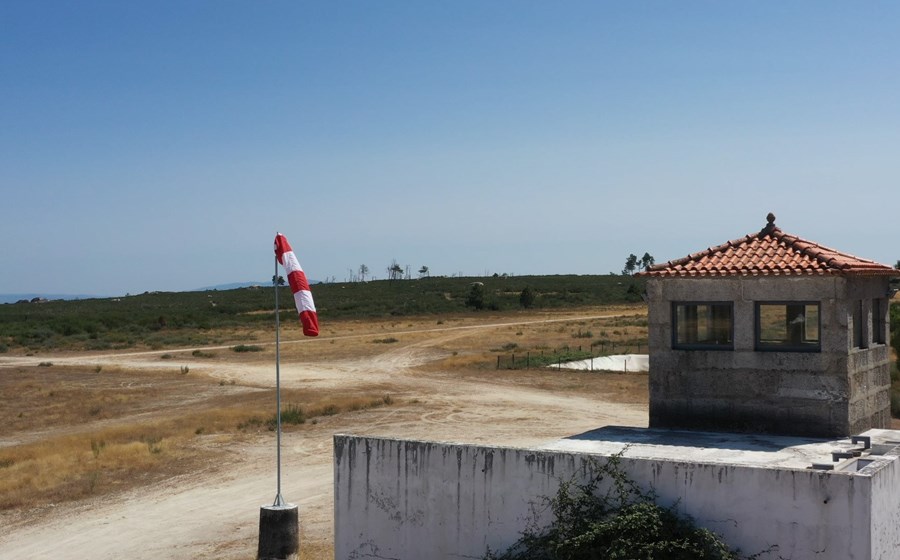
[{"xmin": 542, "ymin": 427, "xmax": 900, "ymax": 471}]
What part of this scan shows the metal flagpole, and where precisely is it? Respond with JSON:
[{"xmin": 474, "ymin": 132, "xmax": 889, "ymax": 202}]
[
  {"xmin": 257, "ymin": 235, "xmax": 299, "ymax": 560},
  {"xmin": 274, "ymin": 256, "xmax": 284, "ymax": 507}
]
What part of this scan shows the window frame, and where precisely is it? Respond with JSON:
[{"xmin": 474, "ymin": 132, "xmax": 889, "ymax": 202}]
[
  {"xmin": 873, "ymin": 298, "xmax": 886, "ymax": 345},
  {"xmin": 671, "ymin": 301, "xmax": 735, "ymax": 351},
  {"xmin": 754, "ymin": 301, "xmax": 821, "ymax": 353},
  {"xmin": 852, "ymin": 299, "xmax": 866, "ymax": 349}
]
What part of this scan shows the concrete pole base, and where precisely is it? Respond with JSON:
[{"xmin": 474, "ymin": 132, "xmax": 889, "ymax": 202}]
[{"xmin": 257, "ymin": 503, "xmax": 299, "ymax": 560}]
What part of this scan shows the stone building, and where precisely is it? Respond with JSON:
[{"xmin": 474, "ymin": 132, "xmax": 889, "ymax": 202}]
[{"xmin": 638, "ymin": 213, "xmax": 897, "ymax": 437}]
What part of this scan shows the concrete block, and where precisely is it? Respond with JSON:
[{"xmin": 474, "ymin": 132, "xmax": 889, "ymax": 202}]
[{"xmin": 258, "ymin": 504, "xmax": 299, "ymax": 560}]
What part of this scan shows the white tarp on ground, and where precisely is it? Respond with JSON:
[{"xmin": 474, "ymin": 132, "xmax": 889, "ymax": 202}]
[{"xmin": 554, "ymin": 354, "xmax": 649, "ymax": 373}]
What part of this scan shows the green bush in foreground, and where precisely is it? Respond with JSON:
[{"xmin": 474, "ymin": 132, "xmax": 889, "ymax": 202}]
[{"xmin": 486, "ymin": 452, "xmax": 763, "ymax": 560}]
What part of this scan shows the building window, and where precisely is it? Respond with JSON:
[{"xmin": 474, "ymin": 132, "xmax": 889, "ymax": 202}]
[
  {"xmin": 672, "ymin": 302, "xmax": 733, "ymax": 350},
  {"xmin": 852, "ymin": 300, "xmax": 866, "ymax": 349},
  {"xmin": 756, "ymin": 302, "xmax": 820, "ymax": 352},
  {"xmin": 873, "ymin": 298, "xmax": 886, "ymax": 345}
]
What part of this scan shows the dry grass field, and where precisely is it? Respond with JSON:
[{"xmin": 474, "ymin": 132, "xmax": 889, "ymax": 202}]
[{"xmin": 0, "ymin": 306, "xmax": 650, "ymax": 559}]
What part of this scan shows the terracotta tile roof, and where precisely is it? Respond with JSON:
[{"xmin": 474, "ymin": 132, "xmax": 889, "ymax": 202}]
[{"xmin": 638, "ymin": 213, "xmax": 898, "ymax": 278}]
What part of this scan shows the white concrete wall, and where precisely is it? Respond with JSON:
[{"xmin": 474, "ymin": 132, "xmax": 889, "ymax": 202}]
[
  {"xmin": 334, "ymin": 435, "xmax": 884, "ymax": 560},
  {"xmin": 866, "ymin": 435, "xmax": 900, "ymax": 559}
]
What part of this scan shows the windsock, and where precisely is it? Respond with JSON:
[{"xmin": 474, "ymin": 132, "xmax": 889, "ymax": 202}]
[{"xmin": 274, "ymin": 233, "xmax": 319, "ymax": 336}]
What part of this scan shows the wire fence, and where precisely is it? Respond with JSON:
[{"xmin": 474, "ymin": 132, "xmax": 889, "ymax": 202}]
[{"xmin": 496, "ymin": 341, "xmax": 647, "ymax": 370}]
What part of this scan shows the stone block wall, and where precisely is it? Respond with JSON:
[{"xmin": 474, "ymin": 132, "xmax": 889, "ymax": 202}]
[{"xmin": 646, "ymin": 275, "xmax": 891, "ymax": 437}]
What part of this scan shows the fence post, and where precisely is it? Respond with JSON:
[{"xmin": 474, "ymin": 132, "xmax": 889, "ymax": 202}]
[
  {"xmin": 512, "ymin": 353, "xmax": 515, "ymax": 368},
  {"xmin": 526, "ymin": 352, "xmax": 530, "ymax": 369},
  {"xmin": 496, "ymin": 355, "xmax": 500, "ymax": 369}
]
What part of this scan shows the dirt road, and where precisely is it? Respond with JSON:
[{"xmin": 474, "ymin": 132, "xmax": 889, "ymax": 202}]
[{"xmin": 0, "ymin": 312, "xmax": 648, "ymax": 559}]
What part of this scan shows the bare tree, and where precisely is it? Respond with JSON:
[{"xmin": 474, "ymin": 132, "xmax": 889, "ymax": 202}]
[{"xmin": 387, "ymin": 259, "xmax": 403, "ymax": 281}]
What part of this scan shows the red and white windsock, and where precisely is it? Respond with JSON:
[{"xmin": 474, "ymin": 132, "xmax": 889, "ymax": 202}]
[{"xmin": 274, "ymin": 233, "xmax": 319, "ymax": 337}]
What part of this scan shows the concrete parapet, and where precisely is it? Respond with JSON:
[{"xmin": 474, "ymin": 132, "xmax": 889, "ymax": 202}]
[{"xmin": 334, "ymin": 429, "xmax": 900, "ymax": 560}]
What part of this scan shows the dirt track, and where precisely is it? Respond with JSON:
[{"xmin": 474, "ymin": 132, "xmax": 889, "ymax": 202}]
[{"xmin": 0, "ymin": 312, "xmax": 649, "ymax": 559}]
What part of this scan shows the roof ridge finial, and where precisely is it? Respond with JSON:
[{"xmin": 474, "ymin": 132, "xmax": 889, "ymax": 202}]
[{"xmin": 760, "ymin": 212, "xmax": 777, "ymax": 235}]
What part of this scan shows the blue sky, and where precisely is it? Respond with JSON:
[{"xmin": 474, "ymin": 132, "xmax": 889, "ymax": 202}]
[{"xmin": 2, "ymin": 2, "xmax": 898, "ymax": 295}]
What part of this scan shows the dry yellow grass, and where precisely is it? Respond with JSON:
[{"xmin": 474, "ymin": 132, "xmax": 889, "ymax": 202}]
[
  {"xmin": 0, "ymin": 364, "xmax": 397, "ymax": 511},
  {"xmin": 417, "ymin": 309, "xmax": 649, "ymax": 371},
  {"xmin": 0, "ymin": 430, "xmax": 180, "ymax": 509}
]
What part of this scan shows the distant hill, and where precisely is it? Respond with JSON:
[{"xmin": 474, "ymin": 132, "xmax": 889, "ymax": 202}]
[
  {"xmin": 194, "ymin": 279, "xmax": 323, "ymax": 291},
  {"xmin": 0, "ymin": 280, "xmax": 326, "ymax": 304},
  {"xmin": 193, "ymin": 281, "xmax": 268, "ymax": 291},
  {"xmin": 0, "ymin": 293, "xmax": 104, "ymax": 304}
]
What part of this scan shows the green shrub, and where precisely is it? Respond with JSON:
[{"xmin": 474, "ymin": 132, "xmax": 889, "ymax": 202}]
[
  {"xmin": 267, "ymin": 404, "xmax": 306, "ymax": 430},
  {"xmin": 519, "ymin": 286, "xmax": 536, "ymax": 308},
  {"xmin": 486, "ymin": 452, "xmax": 753, "ymax": 560},
  {"xmin": 232, "ymin": 344, "xmax": 263, "ymax": 353},
  {"xmin": 466, "ymin": 283, "xmax": 485, "ymax": 310},
  {"xmin": 891, "ymin": 302, "xmax": 900, "ymax": 352}
]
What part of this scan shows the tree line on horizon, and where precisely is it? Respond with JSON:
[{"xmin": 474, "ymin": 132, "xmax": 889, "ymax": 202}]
[
  {"xmin": 0, "ymin": 274, "xmax": 648, "ymax": 353},
  {"xmin": 622, "ymin": 253, "xmax": 655, "ymax": 275}
]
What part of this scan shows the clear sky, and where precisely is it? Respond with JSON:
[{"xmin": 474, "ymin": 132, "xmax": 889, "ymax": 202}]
[{"xmin": 2, "ymin": 2, "xmax": 898, "ymax": 296}]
